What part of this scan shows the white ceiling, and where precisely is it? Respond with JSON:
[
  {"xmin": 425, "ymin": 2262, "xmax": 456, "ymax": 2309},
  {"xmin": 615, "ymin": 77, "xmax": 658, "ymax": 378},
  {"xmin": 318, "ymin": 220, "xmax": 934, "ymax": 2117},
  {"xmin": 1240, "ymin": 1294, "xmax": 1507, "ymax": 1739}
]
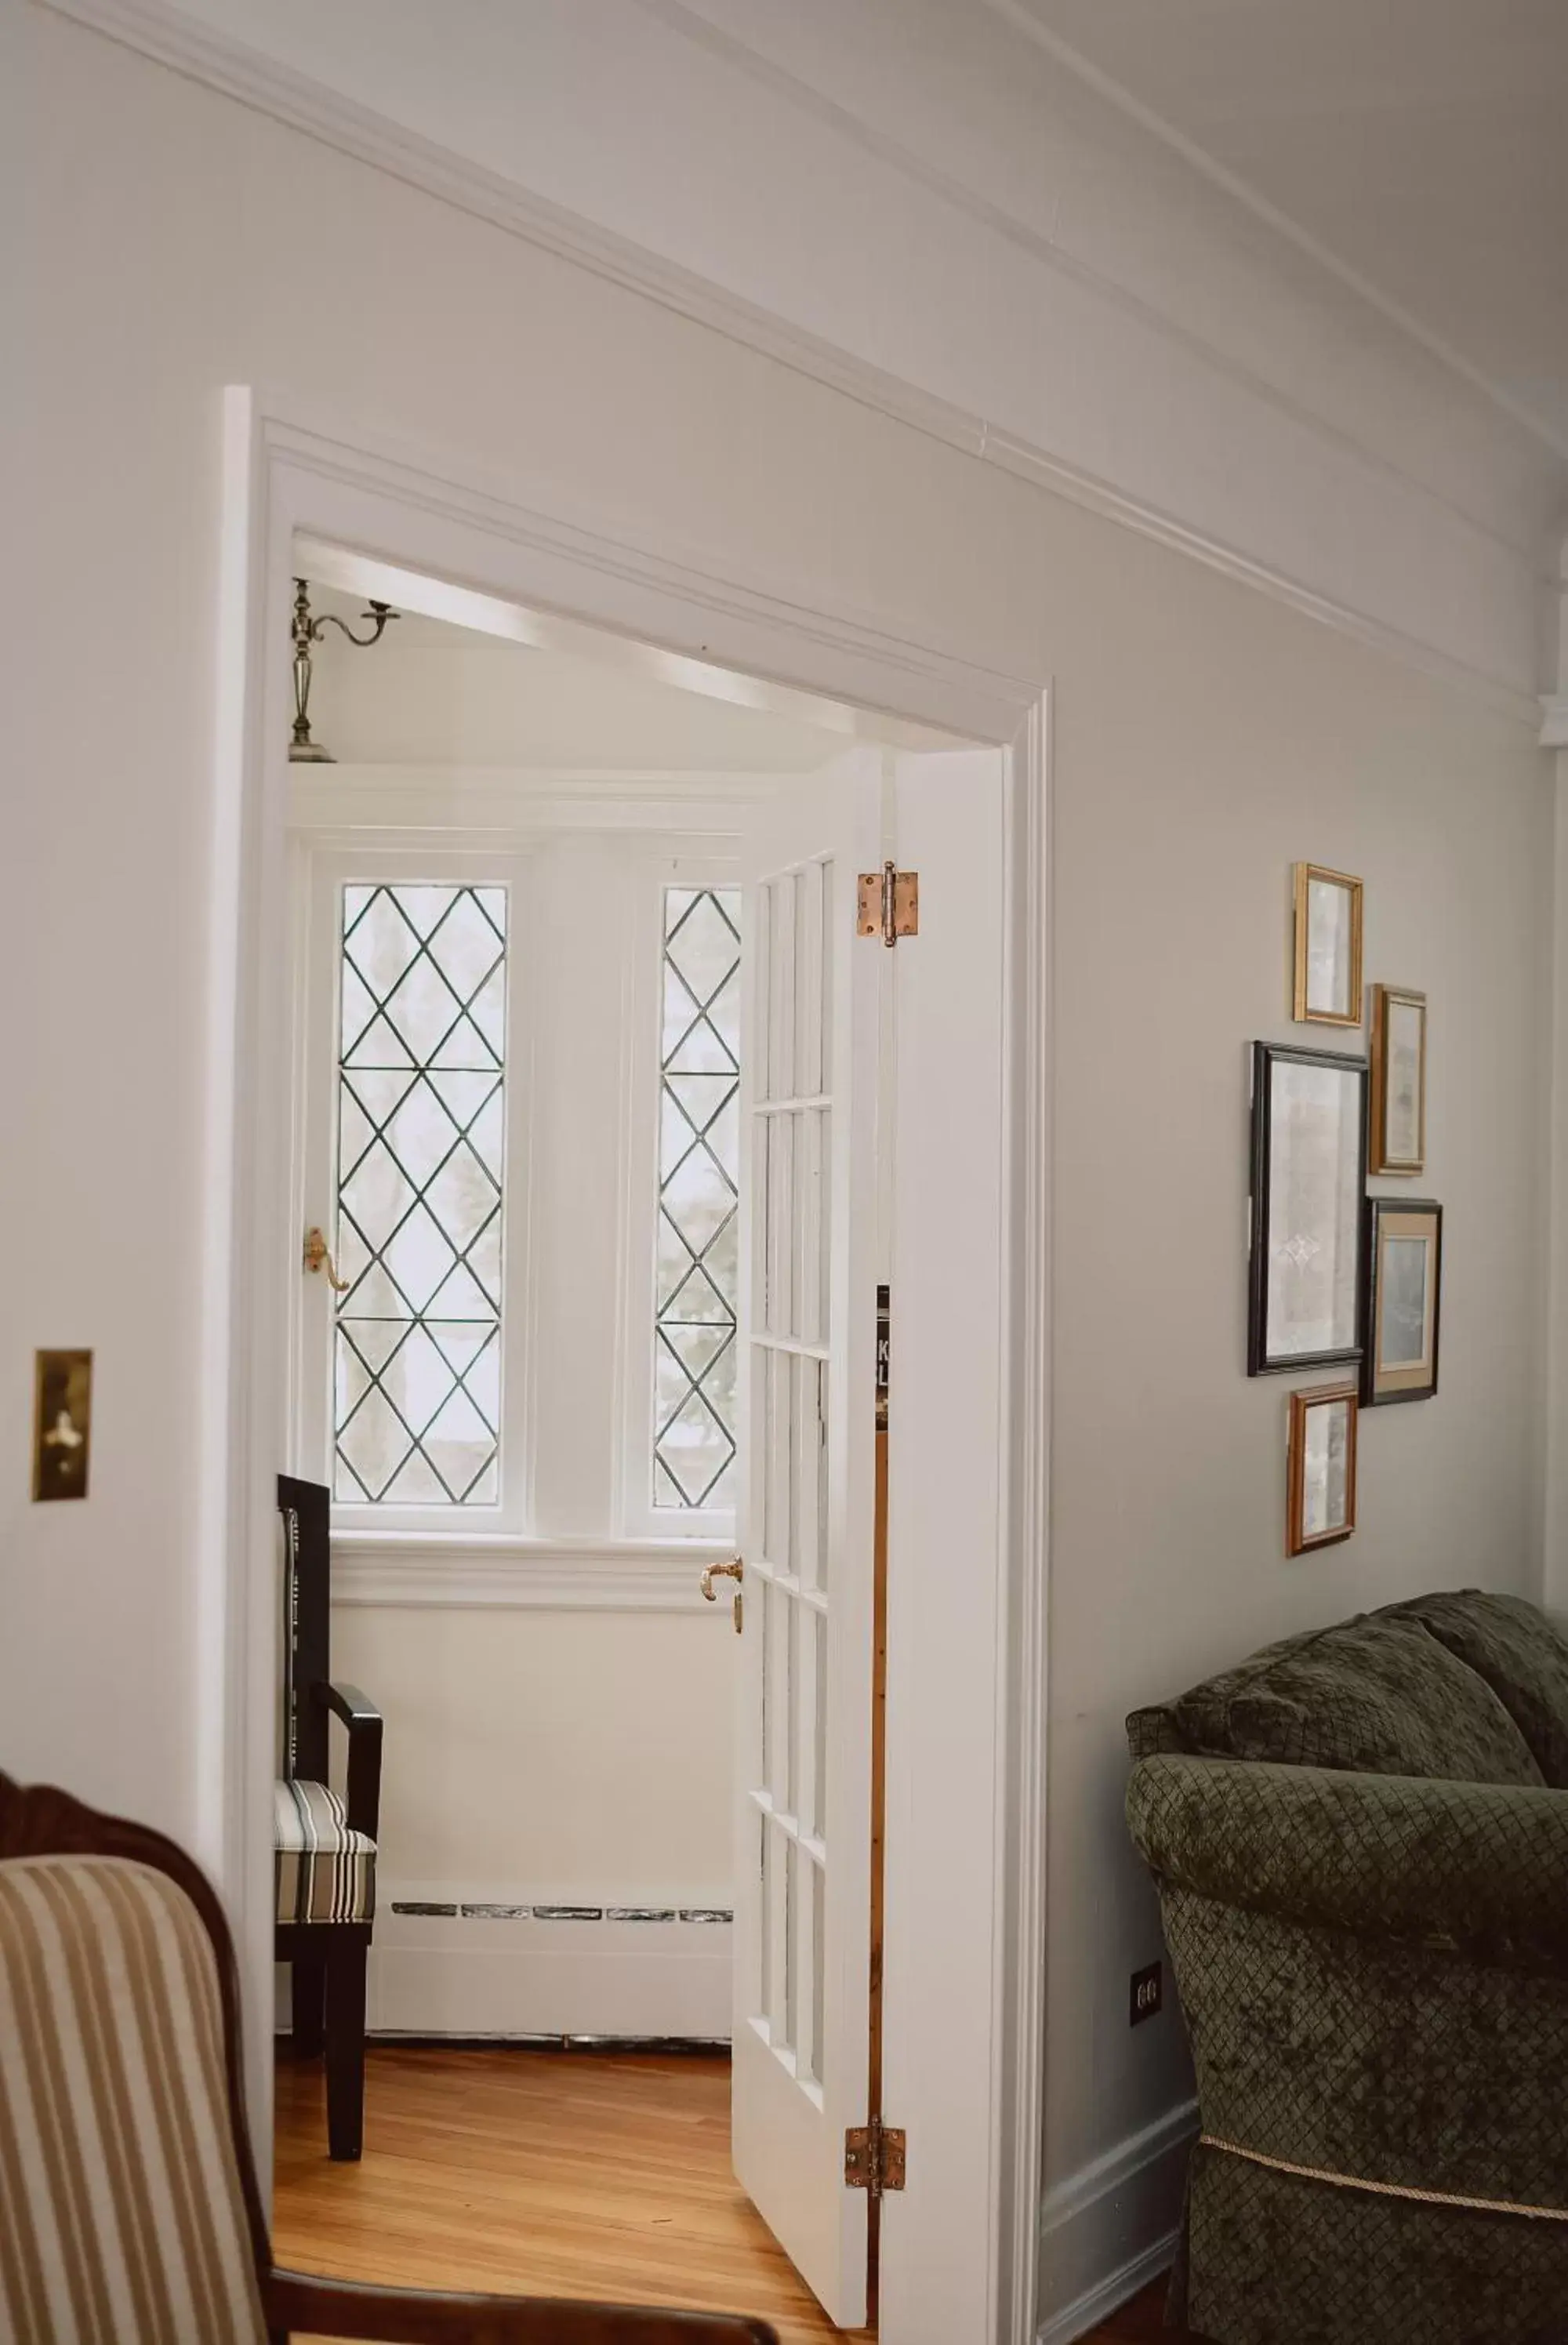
[
  {"xmin": 303, "ymin": 585, "xmax": 858, "ymax": 771},
  {"xmin": 1007, "ymin": 0, "xmax": 1568, "ymax": 447}
]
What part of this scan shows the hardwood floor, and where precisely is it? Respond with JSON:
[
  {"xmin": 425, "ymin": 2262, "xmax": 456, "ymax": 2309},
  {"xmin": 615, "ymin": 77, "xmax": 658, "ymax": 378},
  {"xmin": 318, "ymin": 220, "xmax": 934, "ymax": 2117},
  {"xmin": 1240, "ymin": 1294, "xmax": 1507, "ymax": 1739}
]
[
  {"xmin": 1088, "ymin": 2277, "xmax": 1181, "ymax": 2340},
  {"xmin": 273, "ymin": 2045, "xmax": 1181, "ymax": 2343}
]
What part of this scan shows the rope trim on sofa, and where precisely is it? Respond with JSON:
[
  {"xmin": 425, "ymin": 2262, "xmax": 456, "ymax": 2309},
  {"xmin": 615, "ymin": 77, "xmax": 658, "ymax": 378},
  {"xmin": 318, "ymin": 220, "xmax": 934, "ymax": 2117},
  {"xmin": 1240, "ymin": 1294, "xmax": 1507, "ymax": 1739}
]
[{"xmin": 1200, "ymin": 2136, "xmax": 1568, "ymax": 2223}]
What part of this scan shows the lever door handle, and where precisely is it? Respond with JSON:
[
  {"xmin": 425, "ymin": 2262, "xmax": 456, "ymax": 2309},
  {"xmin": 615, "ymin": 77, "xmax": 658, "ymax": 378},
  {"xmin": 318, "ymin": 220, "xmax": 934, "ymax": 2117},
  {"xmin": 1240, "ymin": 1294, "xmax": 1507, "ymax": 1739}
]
[{"xmin": 700, "ymin": 1556, "xmax": 744, "ymax": 1603}]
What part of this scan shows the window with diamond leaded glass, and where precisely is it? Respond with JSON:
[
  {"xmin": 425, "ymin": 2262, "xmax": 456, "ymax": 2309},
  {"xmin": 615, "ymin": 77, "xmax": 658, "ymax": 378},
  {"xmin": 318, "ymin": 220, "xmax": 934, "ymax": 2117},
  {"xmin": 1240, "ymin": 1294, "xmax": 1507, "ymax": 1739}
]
[
  {"xmin": 332, "ymin": 883, "xmax": 507, "ymax": 1505},
  {"xmin": 655, "ymin": 888, "xmax": 742, "ymax": 1510}
]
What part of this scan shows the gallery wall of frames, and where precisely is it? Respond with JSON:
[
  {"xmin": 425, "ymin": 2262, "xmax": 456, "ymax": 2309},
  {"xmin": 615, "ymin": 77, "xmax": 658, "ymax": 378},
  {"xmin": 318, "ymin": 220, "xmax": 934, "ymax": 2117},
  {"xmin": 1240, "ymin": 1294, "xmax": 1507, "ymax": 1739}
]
[{"xmin": 1250, "ymin": 864, "xmax": 1441, "ymax": 1557}]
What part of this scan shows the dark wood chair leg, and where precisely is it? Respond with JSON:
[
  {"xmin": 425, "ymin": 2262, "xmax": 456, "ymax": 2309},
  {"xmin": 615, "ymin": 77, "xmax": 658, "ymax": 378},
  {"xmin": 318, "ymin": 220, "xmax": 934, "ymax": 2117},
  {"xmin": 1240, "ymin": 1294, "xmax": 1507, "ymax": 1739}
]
[
  {"xmin": 324, "ymin": 1937, "xmax": 368, "ymax": 2162},
  {"xmin": 290, "ymin": 1941, "xmax": 327, "ymax": 2059}
]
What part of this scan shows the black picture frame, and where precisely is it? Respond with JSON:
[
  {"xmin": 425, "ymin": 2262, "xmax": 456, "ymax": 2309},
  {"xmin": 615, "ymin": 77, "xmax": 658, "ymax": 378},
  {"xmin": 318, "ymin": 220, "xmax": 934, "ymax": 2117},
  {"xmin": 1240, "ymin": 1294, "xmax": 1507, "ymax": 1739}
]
[
  {"xmin": 1248, "ymin": 1041, "xmax": 1369, "ymax": 1377},
  {"xmin": 1362, "ymin": 1197, "xmax": 1443, "ymax": 1406}
]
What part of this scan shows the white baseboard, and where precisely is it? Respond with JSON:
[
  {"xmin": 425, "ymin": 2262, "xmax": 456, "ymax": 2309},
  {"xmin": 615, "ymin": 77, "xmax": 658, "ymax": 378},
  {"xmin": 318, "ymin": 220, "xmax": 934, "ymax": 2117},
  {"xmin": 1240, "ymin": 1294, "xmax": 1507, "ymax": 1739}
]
[
  {"xmin": 1038, "ymin": 2229, "xmax": 1181, "ymax": 2345},
  {"xmin": 276, "ymin": 1889, "xmax": 732, "ymax": 2041},
  {"xmin": 1036, "ymin": 2099, "xmax": 1196, "ymax": 2345}
]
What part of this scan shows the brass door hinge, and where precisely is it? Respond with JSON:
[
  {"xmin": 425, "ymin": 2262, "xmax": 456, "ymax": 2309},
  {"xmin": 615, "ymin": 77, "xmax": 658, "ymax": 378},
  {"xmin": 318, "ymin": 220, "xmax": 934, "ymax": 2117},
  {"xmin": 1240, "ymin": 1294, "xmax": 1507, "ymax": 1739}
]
[
  {"xmin": 844, "ymin": 2115, "xmax": 906, "ymax": 2198},
  {"xmin": 856, "ymin": 862, "xmax": 919, "ymax": 948}
]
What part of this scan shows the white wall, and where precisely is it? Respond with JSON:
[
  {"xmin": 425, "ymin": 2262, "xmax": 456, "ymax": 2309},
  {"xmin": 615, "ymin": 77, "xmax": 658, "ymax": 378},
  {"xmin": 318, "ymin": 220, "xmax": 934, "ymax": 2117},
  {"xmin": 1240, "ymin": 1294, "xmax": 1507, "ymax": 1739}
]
[
  {"xmin": 331, "ymin": 1607, "xmax": 735, "ymax": 2037},
  {"xmin": 5, "ymin": 7, "xmax": 1554, "ymax": 2327},
  {"xmin": 1537, "ymin": 552, "xmax": 1568, "ymax": 1616},
  {"xmin": 1041, "ymin": 571, "xmax": 1553, "ymax": 2317}
]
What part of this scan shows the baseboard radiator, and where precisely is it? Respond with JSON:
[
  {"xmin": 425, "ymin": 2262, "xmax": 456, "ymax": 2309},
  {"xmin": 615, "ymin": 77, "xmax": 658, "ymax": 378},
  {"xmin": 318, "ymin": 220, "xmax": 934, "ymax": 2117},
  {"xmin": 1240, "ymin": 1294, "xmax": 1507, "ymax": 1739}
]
[{"xmin": 276, "ymin": 1890, "xmax": 732, "ymax": 2042}]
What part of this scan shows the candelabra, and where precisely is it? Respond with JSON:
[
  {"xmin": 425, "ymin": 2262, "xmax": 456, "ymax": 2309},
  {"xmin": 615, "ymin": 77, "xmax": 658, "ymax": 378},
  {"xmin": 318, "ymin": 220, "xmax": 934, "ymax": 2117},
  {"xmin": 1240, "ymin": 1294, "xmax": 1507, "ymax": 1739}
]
[{"xmin": 289, "ymin": 577, "xmax": 398, "ymax": 763}]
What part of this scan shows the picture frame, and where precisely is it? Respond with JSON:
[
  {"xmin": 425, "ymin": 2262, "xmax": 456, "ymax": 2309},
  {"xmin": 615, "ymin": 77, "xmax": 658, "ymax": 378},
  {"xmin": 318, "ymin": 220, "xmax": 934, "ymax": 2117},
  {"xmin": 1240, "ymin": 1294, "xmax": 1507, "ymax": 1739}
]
[
  {"xmin": 1369, "ymin": 983, "xmax": 1427, "ymax": 1174},
  {"xmin": 1293, "ymin": 862, "xmax": 1363, "ymax": 1026},
  {"xmin": 1249, "ymin": 1042, "xmax": 1369, "ymax": 1375},
  {"xmin": 32, "ymin": 1349, "xmax": 93, "ymax": 1502},
  {"xmin": 1363, "ymin": 1197, "xmax": 1442, "ymax": 1406},
  {"xmin": 1287, "ymin": 1381, "xmax": 1359, "ymax": 1555}
]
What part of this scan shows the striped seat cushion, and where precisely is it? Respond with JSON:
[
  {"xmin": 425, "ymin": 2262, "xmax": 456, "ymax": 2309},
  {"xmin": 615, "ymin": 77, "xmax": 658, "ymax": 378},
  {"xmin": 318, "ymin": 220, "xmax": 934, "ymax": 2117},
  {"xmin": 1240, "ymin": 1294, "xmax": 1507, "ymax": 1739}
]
[
  {"xmin": 0, "ymin": 1853, "xmax": 268, "ymax": 2343},
  {"xmin": 273, "ymin": 1780, "xmax": 376, "ymax": 1925}
]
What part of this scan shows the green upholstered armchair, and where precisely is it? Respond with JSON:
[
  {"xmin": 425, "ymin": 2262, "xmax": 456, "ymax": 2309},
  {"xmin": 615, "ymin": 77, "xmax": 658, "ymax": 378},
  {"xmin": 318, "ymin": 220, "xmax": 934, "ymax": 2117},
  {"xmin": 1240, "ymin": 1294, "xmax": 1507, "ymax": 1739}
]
[{"xmin": 1126, "ymin": 1590, "xmax": 1568, "ymax": 2345}]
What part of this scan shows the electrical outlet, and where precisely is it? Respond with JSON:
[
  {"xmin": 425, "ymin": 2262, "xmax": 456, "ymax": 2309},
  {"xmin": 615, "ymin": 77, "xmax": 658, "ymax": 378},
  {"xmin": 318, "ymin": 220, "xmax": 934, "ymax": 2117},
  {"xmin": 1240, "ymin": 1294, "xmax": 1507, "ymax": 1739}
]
[{"xmin": 1130, "ymin": 1960, "xmax": 1163, "ymax": 2027}]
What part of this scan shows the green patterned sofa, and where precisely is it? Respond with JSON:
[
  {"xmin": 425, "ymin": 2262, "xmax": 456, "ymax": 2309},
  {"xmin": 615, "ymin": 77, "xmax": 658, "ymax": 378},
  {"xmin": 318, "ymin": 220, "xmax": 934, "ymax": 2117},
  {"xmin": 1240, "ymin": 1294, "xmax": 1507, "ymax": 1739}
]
[{"xmin": 1126, "ymin": 1589, "xmax": 1568, "ymax": 2345}]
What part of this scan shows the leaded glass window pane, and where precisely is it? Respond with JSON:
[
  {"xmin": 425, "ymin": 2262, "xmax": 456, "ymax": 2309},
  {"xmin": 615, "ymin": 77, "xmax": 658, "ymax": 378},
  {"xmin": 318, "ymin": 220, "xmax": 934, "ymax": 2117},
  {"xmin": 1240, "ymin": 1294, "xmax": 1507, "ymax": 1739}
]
[
  {"xmin": 655, "ymin": 888, "xmax": 741, "ymax": 1509},
  {"xmin": 333, "ymin": 883, "xmax": 507, "ymax": 1505}
]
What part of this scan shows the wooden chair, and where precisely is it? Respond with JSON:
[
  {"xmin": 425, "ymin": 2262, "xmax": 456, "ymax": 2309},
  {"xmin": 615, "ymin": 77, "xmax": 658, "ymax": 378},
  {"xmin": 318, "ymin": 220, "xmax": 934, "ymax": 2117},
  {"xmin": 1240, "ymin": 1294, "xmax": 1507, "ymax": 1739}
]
[
  {"xmin": 275, "ymin": 1471, "xmax": 381, "ymax": 2160},
  {"xmin": 0, "ymin": 1770, "xmax": 777, "ymax": 2345}
]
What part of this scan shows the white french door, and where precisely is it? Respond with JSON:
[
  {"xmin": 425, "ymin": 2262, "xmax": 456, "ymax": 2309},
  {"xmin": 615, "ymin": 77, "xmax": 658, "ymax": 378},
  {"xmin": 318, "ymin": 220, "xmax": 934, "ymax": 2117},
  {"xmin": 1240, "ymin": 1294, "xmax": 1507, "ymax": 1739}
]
[{"xmin": 731, "ymin": 753, "xmax": 882, "ymax": 2328}]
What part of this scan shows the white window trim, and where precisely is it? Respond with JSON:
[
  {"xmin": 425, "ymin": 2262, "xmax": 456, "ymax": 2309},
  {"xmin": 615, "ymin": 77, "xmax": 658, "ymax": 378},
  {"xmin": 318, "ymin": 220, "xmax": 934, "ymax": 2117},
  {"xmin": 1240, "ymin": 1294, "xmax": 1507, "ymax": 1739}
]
[
  {"xmin": 289, "ymin": 837, "xmax": 538, "ymax": 1534},
  {"xmin": 615, "ymin": 852, "xmax": 743, "ymax": 1545},
  {"xmin": 289, "ymin": 816, "xmax": 750, "ymax": 1550},
  {"xmin": 328, "ymin": 1529, "xmax": 734, "ymax": 1610}
]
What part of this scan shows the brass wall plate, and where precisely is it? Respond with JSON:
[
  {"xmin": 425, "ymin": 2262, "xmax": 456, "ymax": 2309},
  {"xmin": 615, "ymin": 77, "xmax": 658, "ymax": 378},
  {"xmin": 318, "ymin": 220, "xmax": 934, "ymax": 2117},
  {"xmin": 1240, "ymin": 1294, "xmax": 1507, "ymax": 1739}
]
[{"xmin": 32, "ymin": 1349, "xmax": 93, "ymax": 1502}]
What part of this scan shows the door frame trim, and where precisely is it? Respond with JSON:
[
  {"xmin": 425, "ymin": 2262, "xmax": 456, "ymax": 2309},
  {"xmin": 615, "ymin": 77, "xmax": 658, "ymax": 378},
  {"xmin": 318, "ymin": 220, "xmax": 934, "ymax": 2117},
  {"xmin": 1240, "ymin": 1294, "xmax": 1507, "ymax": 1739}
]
[
  {"xmin": 208, "ymin": 384, "xmax": 1051, "ymax": 2343},
  {"xmin": 999, "ymin": 688, "xmax": 1052, "ymax": 2345}
]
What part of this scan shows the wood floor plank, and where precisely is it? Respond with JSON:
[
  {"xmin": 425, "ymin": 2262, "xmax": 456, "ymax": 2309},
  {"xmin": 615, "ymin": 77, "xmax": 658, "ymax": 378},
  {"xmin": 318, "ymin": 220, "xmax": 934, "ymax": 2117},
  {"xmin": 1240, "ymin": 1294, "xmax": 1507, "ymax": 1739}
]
[
  {"xmin": 1092, "ymin": 2276, "xmax": 1181, "ymax": 2338},
  {"xmin": 272, "ymin": 2046, "xmax": 1184, "ymax": 2343}
]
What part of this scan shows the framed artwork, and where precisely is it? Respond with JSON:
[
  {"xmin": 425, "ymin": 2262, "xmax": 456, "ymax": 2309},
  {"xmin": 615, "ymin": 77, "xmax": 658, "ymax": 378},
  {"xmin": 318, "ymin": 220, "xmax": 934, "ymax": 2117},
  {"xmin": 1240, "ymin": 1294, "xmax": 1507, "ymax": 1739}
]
[
  {"xmin": 1363, "ymin": 1198, "xmax": 1442, "ymax": 1406},
  {"xmin": 32, "ymin": 1349, "xmax": 93, "ymax": 1501},
  {"xmin": 1287, "ymin": 1381, "xmax": 1359, "ymax": 1555},
  {"xmin": 1248, "ymin": 1042, "xmax": 1368, "ymax": 1375},
  {"xmin": 1293, "ymin": 862, "xmax": 1363, "ymax": 1025},
  {"xmin": 1370, "ymin": 984, "xmax": 1426, "ymax": 1174}
]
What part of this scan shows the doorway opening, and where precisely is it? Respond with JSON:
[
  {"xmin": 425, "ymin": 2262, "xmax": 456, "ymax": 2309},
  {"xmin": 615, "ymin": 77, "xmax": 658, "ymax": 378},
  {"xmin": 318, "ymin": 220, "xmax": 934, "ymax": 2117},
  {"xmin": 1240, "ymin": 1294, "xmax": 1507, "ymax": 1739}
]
[{"xmin": 217, "ymin": 394, "xmax": 1049, "ymax": 2345}]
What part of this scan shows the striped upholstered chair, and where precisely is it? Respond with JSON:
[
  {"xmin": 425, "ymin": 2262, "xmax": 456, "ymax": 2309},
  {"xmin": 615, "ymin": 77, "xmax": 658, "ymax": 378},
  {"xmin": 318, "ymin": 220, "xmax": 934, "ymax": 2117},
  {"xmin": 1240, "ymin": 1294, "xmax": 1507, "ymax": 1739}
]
[
  {"xmin": 275, "ymin": 1472, "xmax": 380, "ymax": 2159},
  {"xmin": 0, "ymin": 1770, "xmax": 777, "ymax": 2344}
]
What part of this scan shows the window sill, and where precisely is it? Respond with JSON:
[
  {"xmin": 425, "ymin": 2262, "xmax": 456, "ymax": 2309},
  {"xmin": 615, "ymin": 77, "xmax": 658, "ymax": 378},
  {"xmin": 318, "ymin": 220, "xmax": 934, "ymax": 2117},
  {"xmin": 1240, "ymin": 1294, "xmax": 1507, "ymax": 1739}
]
[{"xmin": 329, "ymin": 1532, "xmax": 735, "ymax": 1614}]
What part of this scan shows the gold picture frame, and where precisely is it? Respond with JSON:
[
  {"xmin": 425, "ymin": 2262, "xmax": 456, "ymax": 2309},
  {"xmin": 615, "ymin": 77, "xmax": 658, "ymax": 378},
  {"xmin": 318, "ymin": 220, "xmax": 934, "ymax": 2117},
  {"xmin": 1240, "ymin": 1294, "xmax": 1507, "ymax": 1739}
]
[
  {"xmin": 1363, "ymin": 1200, "xmax": 1442, "ymax": 1407},
  {"xmin": 1292, "ymin": 862, "xmax": 1363, "ymax": 1026},
  {"xmin": 1287, "ymin": 1380, "xmax": 1358, "ymax": 1555},
  {"xmin": 1369, "ymin": 983, "xmax": 1426, "ymax": 1174},
  {"xmin": 32, "ymin": 1349, "xmax": 93, "ymax": 1502}
]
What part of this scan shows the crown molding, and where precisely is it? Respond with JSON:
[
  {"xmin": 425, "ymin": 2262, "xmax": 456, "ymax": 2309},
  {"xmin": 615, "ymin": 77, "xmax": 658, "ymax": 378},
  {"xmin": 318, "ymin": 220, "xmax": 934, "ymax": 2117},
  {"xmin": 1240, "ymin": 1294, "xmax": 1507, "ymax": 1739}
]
[
  {"xmin": 978, "ymin": 0, "xmax": 1568, "ymax": 472},
  {"xmin": 34, "ymin": 0, "xmax": 1552, "ymax": 728},
  {"xmin": 984, "ymin": 430, "xmax": 1544, "ymax": 731},
  {"xmin": 35, "ymin": 0, "xmax": 982, "ymax": 462},
  {"xmin": 640, "ymin": 0, "xmax": 1564, "ymax": 527}
]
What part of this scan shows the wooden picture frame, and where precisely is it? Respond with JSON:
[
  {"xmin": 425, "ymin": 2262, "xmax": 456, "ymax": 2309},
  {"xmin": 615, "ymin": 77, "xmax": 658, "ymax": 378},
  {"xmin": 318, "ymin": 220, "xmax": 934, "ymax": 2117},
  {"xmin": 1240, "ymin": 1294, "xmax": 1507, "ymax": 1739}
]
[
  {"xmin": 1369, "ymin": 984, "xmax": 1427, "ymax": 1174},
  {"xmin": 1293, "ymin": 862, "xmax": 1363, "ymax": 1025},
  {"xmin": 1287, "ymin": 1381, "xmax": 1359, "ymax": 1555},
  {"xmin": 1363, "ymin": 1197, "xmax": 1443, "ymax": 1406},
  {"xmin": 1248, "ymin": 1043, "xmax": 1369, "ymax": 1376}
]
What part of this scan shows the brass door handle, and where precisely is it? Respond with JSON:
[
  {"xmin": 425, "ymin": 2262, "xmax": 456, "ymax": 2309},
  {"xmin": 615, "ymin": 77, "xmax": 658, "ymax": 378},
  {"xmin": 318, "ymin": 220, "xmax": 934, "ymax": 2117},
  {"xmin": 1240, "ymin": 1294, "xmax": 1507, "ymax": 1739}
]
[{"xmin": 700, "ymin": 1557, "xmax": 744, "ymax": 1603}]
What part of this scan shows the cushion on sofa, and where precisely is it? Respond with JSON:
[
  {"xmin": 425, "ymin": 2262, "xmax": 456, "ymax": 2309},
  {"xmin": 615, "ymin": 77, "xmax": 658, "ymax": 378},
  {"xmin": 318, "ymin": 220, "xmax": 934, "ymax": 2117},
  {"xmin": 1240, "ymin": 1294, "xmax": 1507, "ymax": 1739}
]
[
  {"xmin": 1387, "ymin": 1589, "xmax": 1568, "ymax": 1789},
  {"xmin": 1142, "ymin": 1611, "xmax": 1544, "ymax": 1788}
]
